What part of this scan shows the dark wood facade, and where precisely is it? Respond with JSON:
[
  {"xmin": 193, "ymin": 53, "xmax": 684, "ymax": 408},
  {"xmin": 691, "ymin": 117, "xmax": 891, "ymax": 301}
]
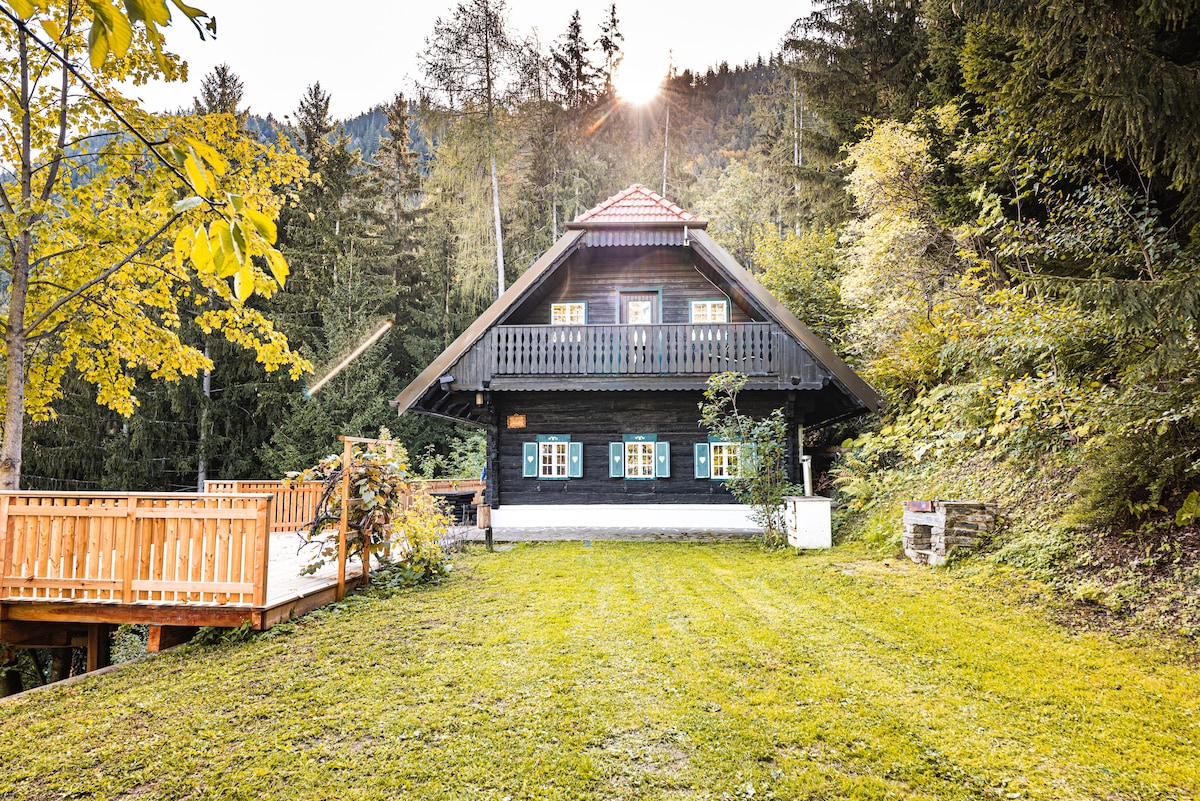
[
  {"xmin": 486, "ymin": 391, "xmax": 803, "ymax": 508},
  {"xmin": 392, "ymin": 185, "xmax": 880, "ymax": 529},
  {"xmin": 511, "ymin": 246, "xmax": 755, "ymax": 325},
  {"xmin": 448, "ymin": 245, "xmax": 834, "ymax": 396}
]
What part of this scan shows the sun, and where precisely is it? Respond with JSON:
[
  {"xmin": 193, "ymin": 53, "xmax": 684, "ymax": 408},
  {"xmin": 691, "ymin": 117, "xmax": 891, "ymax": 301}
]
[{"xmin": 614, "ymin": 57, "xmax": 665, "ymax": 105}]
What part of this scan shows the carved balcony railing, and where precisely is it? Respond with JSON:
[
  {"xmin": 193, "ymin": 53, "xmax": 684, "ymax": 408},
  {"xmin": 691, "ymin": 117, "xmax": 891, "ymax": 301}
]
[{"xmin": 488, "ymin": 323, "xmax": 779, "ymax": 377}]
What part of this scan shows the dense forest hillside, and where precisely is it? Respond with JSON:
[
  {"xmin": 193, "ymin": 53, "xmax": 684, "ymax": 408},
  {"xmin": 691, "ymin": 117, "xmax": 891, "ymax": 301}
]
[{"xmin": 12, "ymin": 0, "xmax": 1200, "ymax": 637}]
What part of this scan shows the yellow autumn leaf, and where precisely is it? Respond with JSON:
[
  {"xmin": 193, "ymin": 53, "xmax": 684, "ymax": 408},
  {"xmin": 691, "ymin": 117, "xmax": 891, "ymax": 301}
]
[
  {"xmin": 40, "ymin": 19, "xmax": 62, "ymax": 42},
  {"xmin": 9, "ymin": 0, "xmax": 39, "ymax": 18},
  {"xmin": 190, "ymin": 226, "xmax": 214, "ymax": 273},
  {"xmin": 264, "ymin": 248, "xmax": 289, "ymax": 287},
  {"xmin": 230, "ymin": 218, "xmax": 250, "ymax": 259},
  {"xmin": 183, "ymin": 152, "xmax": 209, "ymax": 196},
  {"xmin": 186, "ymin": 136, "xmax": 228, "ymax": 176},
  {"xmin": 233, "ymin": 267, "xmax": 254, "ymax": 302},
  {"xmin": 85, "ymin": 1, "xmax": 132, "ymax": 64},
  {"xmin": 246, "ymin": 208, "xmax": 277, "ymax": 244},
  {"xmin": 211, "ymin": 220, "xmax": 240, "ymax": 277}
]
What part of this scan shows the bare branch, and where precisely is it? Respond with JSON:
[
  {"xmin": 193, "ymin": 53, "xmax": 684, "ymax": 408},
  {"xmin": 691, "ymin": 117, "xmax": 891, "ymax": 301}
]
[
  {"xmin": 30, "ymin": 244, "xmax": 91, "ymax": 268},
  {"xmin": 39, "ymin": 26, "xmax": 72, "ymax": 203}
]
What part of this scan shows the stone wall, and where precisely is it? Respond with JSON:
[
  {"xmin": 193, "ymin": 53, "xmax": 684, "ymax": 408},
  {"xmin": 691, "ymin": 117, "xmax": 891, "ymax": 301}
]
[{"xmin": 902, "ymin": 500, "xmax": 997, "ymax": 566}]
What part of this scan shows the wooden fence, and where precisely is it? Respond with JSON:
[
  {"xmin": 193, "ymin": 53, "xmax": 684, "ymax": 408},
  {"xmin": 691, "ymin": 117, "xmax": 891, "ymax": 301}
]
[
  {"xmin": 205, "ymin": 480, "xmax": 323, "ymax": 533},
  {"xmin": 0, "ymin": 492, "xmax": 272, "ymax": 607},
  {"xmin": 205, "ymin": 479, "xmax": 483, "ymax": 534}
]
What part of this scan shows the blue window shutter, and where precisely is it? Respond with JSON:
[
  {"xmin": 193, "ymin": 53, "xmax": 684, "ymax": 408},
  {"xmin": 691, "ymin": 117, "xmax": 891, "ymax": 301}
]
[
  {"xmin": 609, "ymin": 442, "xmax": 624, "ymax": 478},
  {"xmin": 522, "ymin": 442, "xmax": 538, "ymax": 478},
  {"xmin": 568, "ymin": 441, "xmax": 583, "ymax": 478},
  {"xmin": 694, "ymin": 443, "xmax": 710, "ymax": 479},
  {"xmin": 656, "ymin": 441, "xmax": 671, "ymax": 478}
]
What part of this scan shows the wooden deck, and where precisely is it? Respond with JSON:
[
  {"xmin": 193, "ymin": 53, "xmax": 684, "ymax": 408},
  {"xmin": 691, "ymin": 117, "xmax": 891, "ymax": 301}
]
[
  {"xmin": 0, "ymin": 481, "xmax": 483, "ymax": 673},
  {"xmin": 0, "ymin": 492, "xmax": 365, "ymax": 660}
]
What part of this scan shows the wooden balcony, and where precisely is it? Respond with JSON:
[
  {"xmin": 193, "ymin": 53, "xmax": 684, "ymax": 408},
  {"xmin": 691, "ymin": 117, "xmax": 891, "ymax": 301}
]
[{"xmin": 490, "ymin": 323, "xmax": 780, "ymax": 377}]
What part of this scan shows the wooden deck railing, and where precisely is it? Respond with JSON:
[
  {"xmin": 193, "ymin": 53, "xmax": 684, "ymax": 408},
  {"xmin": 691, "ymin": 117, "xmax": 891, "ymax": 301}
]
[
  {"xmin": 0, "ymin": 492, "xmax": 272, "ymax": 607},
  {"xmin": 488, "ymin": 323, "xmax": 779, "ymax": 376},
  {"xmin": 205, "ymin": 480, "xmax": 323, "ymax": 533}
]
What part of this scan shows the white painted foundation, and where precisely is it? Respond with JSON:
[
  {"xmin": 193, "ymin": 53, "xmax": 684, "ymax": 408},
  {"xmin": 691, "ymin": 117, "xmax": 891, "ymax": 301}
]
[{"xmin": 489, "ymin": 504, "xmax": 760, "ymax": 533}]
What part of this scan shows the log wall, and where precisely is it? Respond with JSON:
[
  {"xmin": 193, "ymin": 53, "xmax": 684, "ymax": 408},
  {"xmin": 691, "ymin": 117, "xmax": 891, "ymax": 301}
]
[{"xmin": 491, "ymin": 390, "xmax": 800, "ymax": 507}]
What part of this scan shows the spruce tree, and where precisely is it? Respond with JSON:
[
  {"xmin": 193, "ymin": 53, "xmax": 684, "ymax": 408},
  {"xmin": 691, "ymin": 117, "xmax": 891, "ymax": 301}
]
[
  {"xmin": 596, "ymin": 3, "xmax": 624, "ymax": 97},
  {"xmin": 552, "ymin": 9, "xmax": 599, "ymax": 109}
]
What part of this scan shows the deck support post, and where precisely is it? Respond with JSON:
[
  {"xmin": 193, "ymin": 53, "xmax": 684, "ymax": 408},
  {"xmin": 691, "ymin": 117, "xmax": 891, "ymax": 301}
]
[
  {"xmin": 86, "ymin": 623, "xmax": 112, "ymax": 673},
  {"xmin": 252, "ymin": 496, "xmax": 271, "ymax": 608},
  {"xmin": 337, "ymin": 437, "xmax": 351, "ymax": 600},
  {"xmin": 147, "ymin": 625, "xmax": 199, "ymax": 653}
]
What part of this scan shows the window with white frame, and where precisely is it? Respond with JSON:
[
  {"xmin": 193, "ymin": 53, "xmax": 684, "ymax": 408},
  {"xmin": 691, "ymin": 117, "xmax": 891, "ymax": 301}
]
[
  {"xmin": 523, "ymin": 435, "xmax": 582, "ymax": 479},
  {"xmin": 610, "ymin": 435, "xmax": 670, "ymax": 479},
  {"xmin": 625, "ymin": 440, "xmax": 656, "ymax": 478},
  {"xmin": 690, "ymin": 299, "xmax": 728, "ymax": 323},
  {"xmin": 539, "ymin": 440, "xmax": 569, "ymax": 478},
  {"xmin": 710, "ymin": 442, "xmax": 740, "ymax": 479},
  {"xmin": 550, "ymin": 302, "xmax": 586, "ymax": 325}
]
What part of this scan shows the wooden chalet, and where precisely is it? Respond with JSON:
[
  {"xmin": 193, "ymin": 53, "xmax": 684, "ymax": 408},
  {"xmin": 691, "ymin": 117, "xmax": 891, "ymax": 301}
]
[{"xmin": 392, "ymin": 185, "xmax": 880, "ymax": 536}]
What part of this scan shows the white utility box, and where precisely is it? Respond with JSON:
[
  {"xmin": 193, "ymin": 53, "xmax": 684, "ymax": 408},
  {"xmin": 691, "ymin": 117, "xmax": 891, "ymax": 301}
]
[{"xmin": 783, "ymin": 495, "xmax": 832, "ymax": 549}]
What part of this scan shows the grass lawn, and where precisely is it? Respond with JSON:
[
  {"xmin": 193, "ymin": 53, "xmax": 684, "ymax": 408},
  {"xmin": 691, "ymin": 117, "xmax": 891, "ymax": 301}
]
[{"xmin": 1, "ymin": 542, "xmax": 1197, "ymax": 800}]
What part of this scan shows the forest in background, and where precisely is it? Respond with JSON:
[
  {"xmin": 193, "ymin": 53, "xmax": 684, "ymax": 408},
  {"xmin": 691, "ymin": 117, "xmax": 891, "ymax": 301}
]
[{"xmin": 14, "ymin": 0, "xmax": 1200, "ymax": 632}]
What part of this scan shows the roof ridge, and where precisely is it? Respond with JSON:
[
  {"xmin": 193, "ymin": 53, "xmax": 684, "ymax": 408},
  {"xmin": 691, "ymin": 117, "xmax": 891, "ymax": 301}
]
[{"xmin": 573, "ymin": 183, "xmax": 699, "ymax": 225}]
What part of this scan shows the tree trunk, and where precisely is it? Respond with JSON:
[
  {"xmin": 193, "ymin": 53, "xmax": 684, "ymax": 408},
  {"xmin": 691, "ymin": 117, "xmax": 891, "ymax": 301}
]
[
  {"xmin": 490, "ymin": 153, "xmax": 505, "ymax": 298},
  {"xmin": 1, "ymin": 304, "xmax": 26, "ymax": 490},
  {"xmin": 0, "ymin": 29, "xmax": 32, "ymax": 492},
  {"xmin": 49, "ymin": 649, "xmax": 72, "ymax": 684}
]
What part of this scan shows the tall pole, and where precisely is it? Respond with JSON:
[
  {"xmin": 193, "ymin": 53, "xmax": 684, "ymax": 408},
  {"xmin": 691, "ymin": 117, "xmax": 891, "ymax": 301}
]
[
  {"xmin": 662, "ymin": 54, "xmax": 673, "ymax": 198},
  {"xmin": 662, "ymin": 100, "xmax": 670, "ymax": 197},
  {"xmin": 792, "ymin": 76, "xmax": 799, "ymax": 167}
]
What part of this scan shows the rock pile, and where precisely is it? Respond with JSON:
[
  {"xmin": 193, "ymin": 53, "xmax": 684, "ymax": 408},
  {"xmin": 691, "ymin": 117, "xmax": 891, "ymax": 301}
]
[{"xmin": 902, "ymin": 500, "xmax": 997, "ymax": 566}]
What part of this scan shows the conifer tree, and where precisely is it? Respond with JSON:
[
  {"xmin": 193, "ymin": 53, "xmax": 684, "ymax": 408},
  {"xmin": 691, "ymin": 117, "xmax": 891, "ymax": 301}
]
[
  {"xmin": 261, "ymin": 86, "xmax": 400, "ymax": 473},
  {"xmin": 193, "ymin": 62, "xmax": 247, "ymax": 120},
  {"xmin": 552, "ymin": 9, "xmax": 599, "ymax": 109},
  {"xmin": 421, "ymin": 0, "xmax": 515, "ymax": 299},
  {"xmin": 596, "ymin": 3, "xmax": 624, "ymax": 97}
]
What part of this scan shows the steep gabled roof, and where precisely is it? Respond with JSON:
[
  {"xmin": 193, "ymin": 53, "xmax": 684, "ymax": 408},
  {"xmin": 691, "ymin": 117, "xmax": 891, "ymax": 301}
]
[
  {"xmin": 391, "ymin": 185, "xmax": 880, "ymax": 422},
  {"xmin": 390, "ymin": 230, "xmax": 585, "ymax": 420},
  {"xmin": 568, "ymin": 184, "xmax": 704, "ymax": 228},
  {"xmin": 687, "ymin": 229, "xmax": 880, "ymax": 413}
]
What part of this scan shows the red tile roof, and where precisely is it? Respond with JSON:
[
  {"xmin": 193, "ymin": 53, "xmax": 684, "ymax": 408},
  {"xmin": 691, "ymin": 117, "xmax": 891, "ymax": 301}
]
[{"xmin": 571, "ymin": 184, "xmax": 701, "ymax": 225}]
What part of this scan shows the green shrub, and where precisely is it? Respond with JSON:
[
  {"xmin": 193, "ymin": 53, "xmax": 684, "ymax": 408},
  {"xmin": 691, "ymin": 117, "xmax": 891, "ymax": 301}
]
[{"xmin": 699, "ymin": 372, "xmax": 800, "ymax": 547}]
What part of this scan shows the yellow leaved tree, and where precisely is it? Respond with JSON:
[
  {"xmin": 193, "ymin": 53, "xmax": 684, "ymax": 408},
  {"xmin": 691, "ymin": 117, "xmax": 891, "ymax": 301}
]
[{"xmin": 0, "ymin": 1, "xmax": 311, "ymax": 489}]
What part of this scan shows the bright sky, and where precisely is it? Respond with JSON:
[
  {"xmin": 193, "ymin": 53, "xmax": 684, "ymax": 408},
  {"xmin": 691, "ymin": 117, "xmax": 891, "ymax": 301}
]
[{"xmin": 129, "ymin": 1, "xmax": 810, "ymax": 119}]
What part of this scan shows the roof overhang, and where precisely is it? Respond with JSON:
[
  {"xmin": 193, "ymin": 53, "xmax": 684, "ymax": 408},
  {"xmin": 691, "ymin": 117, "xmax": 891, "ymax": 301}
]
[
  {"xmin": 391, "ymin": 221, "xmax": 881, "ymax": 426},
  {"xmin": 390, "ymin": 229, "xmax": 586, "ymax": 418}
]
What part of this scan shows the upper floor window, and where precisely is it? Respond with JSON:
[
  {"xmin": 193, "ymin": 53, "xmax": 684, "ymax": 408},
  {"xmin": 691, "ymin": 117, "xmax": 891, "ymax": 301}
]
[
  {"xmin": 619, "ymin": 290, "xmax": 660, "ymax": 324},
  {"xmin": 551, "ymin": 302, "xmax": 587, "ymax": 325},
  {"xmin": 690, "ymin": 299, "xmax": 729, "ymax": 323}
]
